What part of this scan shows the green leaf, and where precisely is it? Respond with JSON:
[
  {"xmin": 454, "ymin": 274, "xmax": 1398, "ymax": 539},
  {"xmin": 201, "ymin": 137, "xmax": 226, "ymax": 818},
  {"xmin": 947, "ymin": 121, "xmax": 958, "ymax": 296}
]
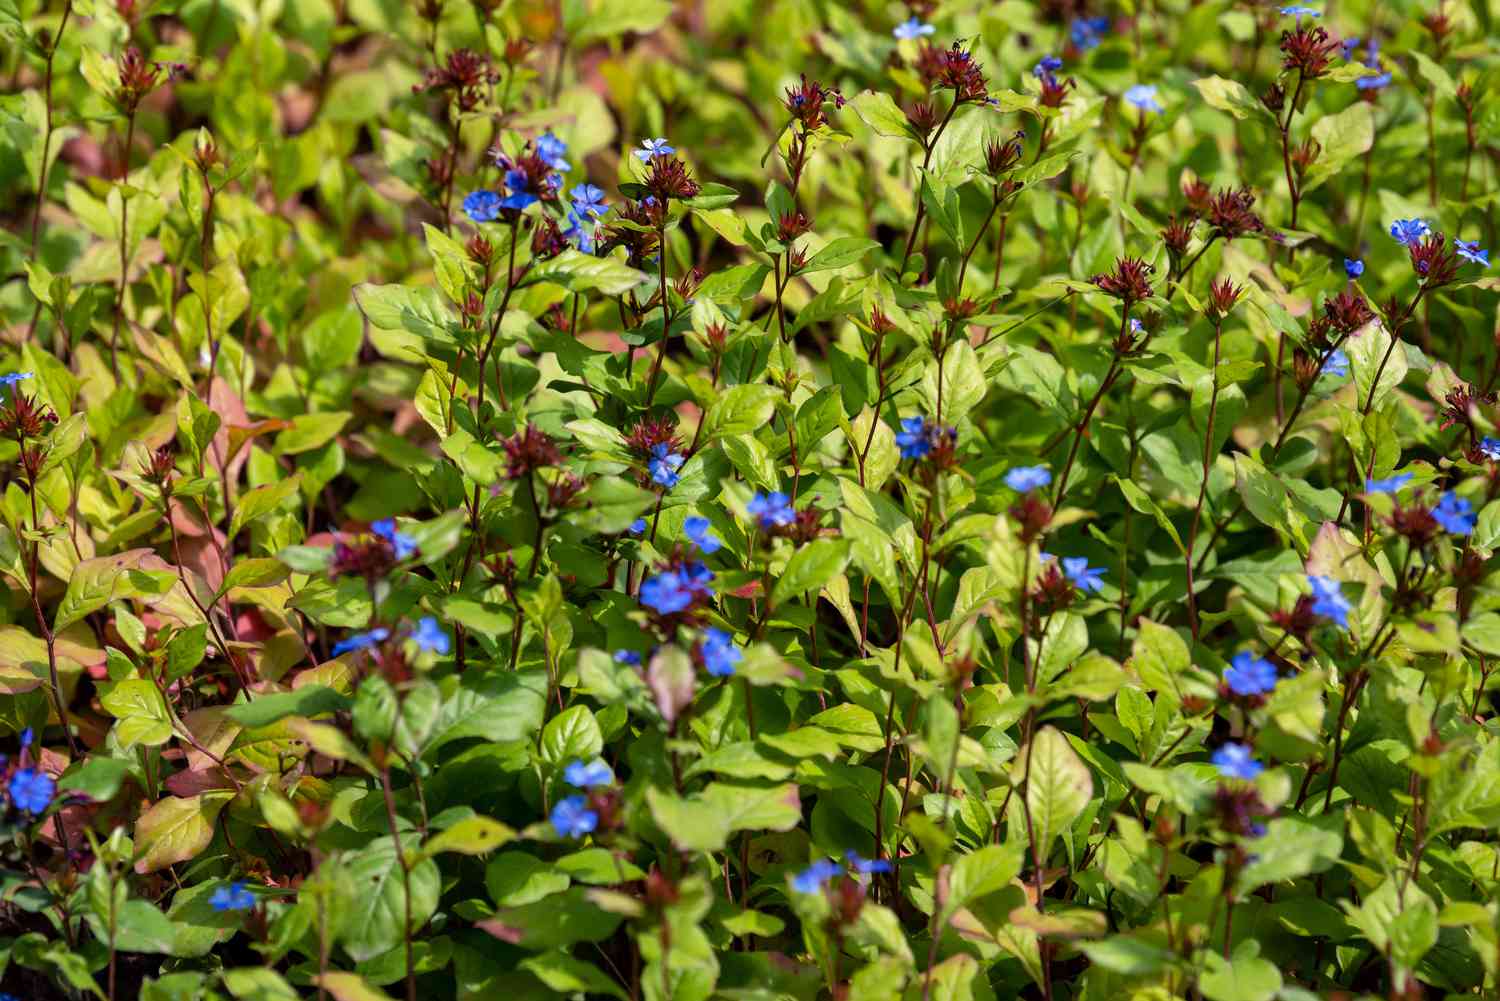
[
  {"xmin": 339, "ymin": 836, "xmax": 441, "ymax": 962},
  {"xmin": 134, "ymin": 793, "xmax": 230, "ymax": 874},
  {"xmin": 1345, "ymin": 319, "xmax": 1406, "ymax": 413},
  {"xmin": 1199, "ymin": 941, "xmax": 1283, "ymax": 1001},
  {"xmin": 772, "ymin": 538, "xmax": 851, "ymax": 604},
  {"xmin": 100, "ymin": 679, "xmax": 173, "ymax": 749},
  {"xmin": 223, "ymin": 686, "xmax": 351, "ymax": 728},
  {"xmin": 540, "ymin": 705, "xmax": 604, "ymax": 765},
  {"xmin": 228, "ymin": 476, "xmax": 302, "ymax": 542},
  {"xmin": 801, "ymin": 236, "xmax": 881, "ymax": 273},
  {"xmin": 702, "ymin": 384, "xmax": 780, "ymax": 441},
  {"xmin": 1236, "ymin": 817, "xmax": 1343, "ymax": 892},
  {"xmin": 1193, "ymin": 75, "xmax": 1274, "ymax": 122},
  {"xmin": 646, "ymin": 783, "xmax": 802, "ymax": 852},
  {"xmin": 423, "ymin": 816, "xmax": 516, "ymax": 857},
  {"xmin": 848, "ymin": 90, "xmax": 918, "ymax": 142},
  {"xmin": 519, "ymin": 953, "xmax": 628, "ymax": 1001},
  {"xmin": 1019, "ymin": 726, "xmax": 1093, "ymax": 859},
  {"xmin": 528, "ymin": 250, "xmax": 650, "ymax": 295},
  {"xmin": 274, "ymin": 412, "xmax": 352, "ymax": 456}
]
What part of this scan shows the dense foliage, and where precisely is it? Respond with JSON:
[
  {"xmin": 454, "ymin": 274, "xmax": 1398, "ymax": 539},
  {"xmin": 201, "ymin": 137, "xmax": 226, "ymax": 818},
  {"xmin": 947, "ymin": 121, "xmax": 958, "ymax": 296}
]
[{"xmin": 1, "ymin": 0, "xmax": 1499, "ymax": 998}]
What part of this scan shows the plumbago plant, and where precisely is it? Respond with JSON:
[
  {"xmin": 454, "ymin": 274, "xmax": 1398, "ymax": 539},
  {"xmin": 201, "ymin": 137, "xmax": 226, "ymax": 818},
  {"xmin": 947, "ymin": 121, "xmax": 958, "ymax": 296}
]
[{"xmin": 2, "ymin": 0, "xmax": 1500, "ymax": 998}]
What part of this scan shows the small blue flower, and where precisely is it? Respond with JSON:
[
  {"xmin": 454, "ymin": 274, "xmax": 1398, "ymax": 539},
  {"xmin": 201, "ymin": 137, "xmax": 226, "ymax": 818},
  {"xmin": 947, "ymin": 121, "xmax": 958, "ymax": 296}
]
[
  {"xmin": 634, "ymin": 138, "xmax": 675, "ymax": 162},
  {"xmin": 1321, "ymin": 349, "xmax": 1349, "ymax": 379},
  {"xmin": 564, "ymin": 759, "xmax": 614, "ymax": 789},
  {"xmin": 570, "ymin": 184, "xmax": 608, "ymax": 218},
  {"xmin": 209, "ymin": 882, "xmax": 256, "ymax": 912},
  {"xmin": 550, "ymin": 795, "xmax": 598, "ymax": 839},
  {"xmin": 700, "ymin": 627, "xmax": 741, "ymax": 677},
  {"xmin": 332, "ymin": 627, "xmax": 390, "ymax": 657},
  {"xmin": 1356, "ymin": 72, "xmax": 1392, "ymax": 91},
  {"xmin": 1365, "ymin": 472, "xmax": 1413, "ymax": 494},
  {"xmin": 1390, "ymin": 218, "xmax": 1430, "ymax": 245},
  {"xmin": 565, "ymin": 210, "xmax": 599, "ymax": 254},
  {"xmin": 629, "ymin": 518, "xmax": 647, "ymax": 535},
  {"xmin": 1032, "ymin": 55, "xmax": 1063, "ymax": 79},
  {"xmin": 1062, "ymin": 557, "xmax": 1105, "ymax": 593},
  {"xmin": 1308, "ymin": 575, "xmax": 1350, "ymax": 629},
  {"xmin": 614, "ymin": 649, "xmax": 642, "ymax": 665},
  {"xmin": 1434, "ymin": 491, "xmax": 1476, "ymax": 535},
  {"xmin": 412, "ymin": 617, "xmax": 449, "ymax": 655},
  {"xmin": 1213, "ymin": 742, "xmax": 1264, "ymax": 780},
  {"xmin": 683, "ymin": 516, "xmax": 722, "ymax": 554},
  {"xmin": 1224, "ymin": 651, "xmax": 1278, "ymax": 697},
  {"xmin": 1279, "ymin": 5, "xmax": 1320, "ymax": 16},
  {"xmin": 640, "ymin": 571, "xmax": 694, "ymax": 615},
  {"xmin": 371, "ymin": 518, "xmax": 417, "ymax": 560},
  {"xmin": 536, "ymin": 133, "xmax": 570, "ymax": 172},
  {"xmin": 1005, "ymin": 466, "xmax": 1052, "ymax": 491},
  {"xmin": 893, "ymin": 16, "xmax": 935, "ymax": 39},
  {"xmin": 8, "ymin": 767, "xmax": 54, "ymax": 814},
  {"xmin": 18, "ymin": 727, "xmax": 32, "ymax": 748},
  {"xmin": 462, "ymin": 191, "xmax": 502, "ymax": 223},
  {"xmin": 1344, "ymin": 258, "xmax": 1364, "ymax": 278},
  {"xmin": 649, "ymin": 442, "xmax": 685, "ymax": 489},
  {"xmin": 0, "ymin": 372, "xmax": 33, "ymax": 390},
  {"xmin": 845, "ymin": 851, "xmax": 892, "ymax": 875},
  {"xmin": 1124, "ymin": 84, "xmax": 1163, "ymax": 113},
  {"xmin": 747, "ymin": 491, "xmax": 796, "ymax": 529},
  {"xmin": 683, "ymin": 560, "xmax": 714, "ymax": 595},
  {"xmin": 1480, "ymin": 437, "xmax": 1500, "ymax": 461},
  {"xmin": 1069, "ymin": 16, "xmax": 1111, "ymax": 50},
  {"xmin": 1456, "ymin": 240, "xmax": 1490, "ymax": 267},
  {"xmin": 896, "ymin": 416, "xmax": 933, "ymax": 459},
  {"xmin": 791, "ymin": 858, "xmax": 841, "ymax": 894}
]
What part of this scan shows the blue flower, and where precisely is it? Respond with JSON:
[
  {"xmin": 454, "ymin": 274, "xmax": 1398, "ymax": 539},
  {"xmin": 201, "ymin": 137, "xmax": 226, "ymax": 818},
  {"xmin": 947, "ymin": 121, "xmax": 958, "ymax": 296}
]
[
  {"xmin": 1213, "ymin": 742, "xmax": 1264, "ymax": 780},
  {"xmin": 1069, "ymin": 16, "xmax": 1110, "ymax": 50},
  {"xmin": 896, "ymin": 416, "xmax": 933, "ymax": 459},
  {"xmin": 8, "ymin": 767, "xmax": 54, "ymax": 814},
  {"xmin": 1356, "ymin": 72, "xmax": 1391, "ymax": 91},
  {"xmin": 1062, "ymin": 557, "xmax": 1105, "ymax": 593},
  {"xmin": 1124, "ymin": 84, "xmax": 1163, "ymax": 113},
  {"xmin": 1308, "ymin": 575, "xmax": 1350, "ymax": 629},
  {"xmin": 791, "ymin": 858, "xmax": 841, "ymax": 894},
  {"xmin": 18, "ymin": 727, "xmax": 32, "ymax": 748},
  {"xmin": 0, "ymin": 372, "xmax": 33, "ymax": 390},
  {"xmin": 209, "ymin": 881, "xmax": 256, "ymax": 912},
  {"xmin": 332, "ymin": 627, "xmax": 390, "ymax": 657},
  {"xmin": 747, "ymin": 491, "xmax": 795, "ymax": 529},
  {"xmin": 570, "ymin": 184, "xmax": 608, "ymax": 218},
  {"xmin": 640, "ymin": 571, "xmax": 694, "ymax": 614},
  {"xmin": 565, "ymin": 211, "xmax": 599, "ymax": 254},
  {"xmin": 1224, "ymin": 651, "xmax": 1278, "ymax": 696},
  {"xmin": 371, "ymin": 518, "xmax": 417, "ymax": 560},
  {"xmin": 845, "ymin": 851, "xmax": 892, "ymax": 875},
  {"xmin": 629, "ymin": 518, "xmax": 647, "ymax": 535},
  {"xmin": 412, "ymin": 617, "xmax": 449, "ymax": 655},
  {"xmin": 683, "ymin": 560, "xmax": 715, "ymax": 595},
  {"xmin": 550, "ymin": 795, "xmax": 598, "ymax": 838},
  {"xmin": 614, "ymin": 649, "xmax": 642, "ymax": 665},
  {"xmin": 1434, "ymin": 491, "xmax": 1476, "ymax": 535},
  {"xmin": 1480, "ymin": 437, "xmax": 1500, "ymax": 461},
  {"xmin": 1364, "ymin": 472, "xmax": 1413, "ymax": 494},
  {"xmin": 649, "ymin": 442, "xmax": 685, "ymax": 489},
  {"xmin": 1279, "ymin": 5, "xmax": 1320, "ymax": 16},
  {"xmin": 893, "ymin": 16, "xmax": 935, "ymax": 39},
  {"xmin": 1456, "ymin": 240, "xmax": 1490, "ymax": 267},
  {"xmin": 1321, "ymin": 349, "xmax": 1349, "ymax": 379},
  {"xmin": 700, "ymin": 628, "xmax": 741, "ymax": 677},
  {"xmin": 1389, "ymin": 218, "xmax": 1430, "ymax": 245},
  {"xmin": 1032, "ymin": 55, "xmax": 1063, "ymax": 79},
  {"xmin": 462, "ymin": 191, "xmax": 502, "ymax": 223},
  {"xmin": 564, "ymin": 759, "xmax": 614, "ymax": 789},
  {"xmin": 683, "ymin": 516, "xmax": 722, "ymax": 554},
  {"xmin": 536, "ymin": 132, "xmax": 570, "ymax": 172},
  {"xmin": 1005, "ymin": 466, "xmax": 1052, "ymax": 491},
  {"xmin": 1344, "ymin": 258, "xmax": 1364, "ymax": 278},
  {"xmin": 634, "ymin": 138, "xmax": 675, "ymax": 162}
]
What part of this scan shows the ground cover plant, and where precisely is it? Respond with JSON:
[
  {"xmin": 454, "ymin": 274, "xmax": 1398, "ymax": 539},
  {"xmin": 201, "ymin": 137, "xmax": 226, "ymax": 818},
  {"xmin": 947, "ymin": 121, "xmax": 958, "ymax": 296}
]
[{"xmin": 0, "ymin": 0, "xmax": 1498, "ymax": 997}]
